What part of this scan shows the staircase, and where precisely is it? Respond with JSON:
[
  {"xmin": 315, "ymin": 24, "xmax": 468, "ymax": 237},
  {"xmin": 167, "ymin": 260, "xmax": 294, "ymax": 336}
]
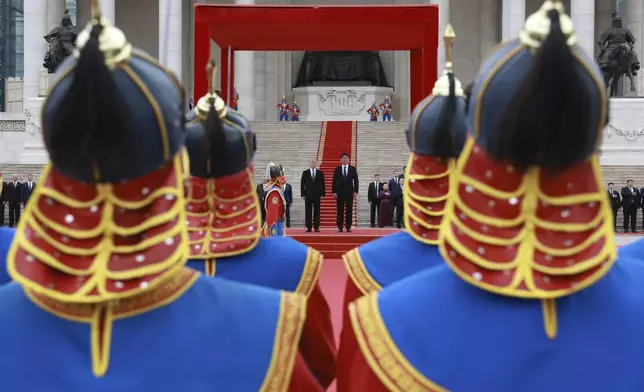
[
  {"xmin": 251, "ymin": 121, "xmax": 322, "ymax": 227},
  {"xmin": 317, "ymin": 121, "xmax": 358, "ymax": 228},
  {"xmin": 355, "ymin": 122, "xmax": 409, "ymax": 226}
]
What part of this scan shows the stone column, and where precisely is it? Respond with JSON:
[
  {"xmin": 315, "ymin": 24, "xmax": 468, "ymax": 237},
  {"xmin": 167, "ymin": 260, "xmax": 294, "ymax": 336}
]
[
  {"xmin": 159, "ymin": 0, "xmax": 182, "ymax": 80},
  {"xmin": 234, "ymin": 0, "xmax": 255, "ymax": 120},
  {"xmin": 502, "ymin": 0, "xmax": 526, "ymax": 41},
  {"xmin": 430, "ymin": 0, "xmax": 450, "ymax": 74},
  {"xmin": 47, "ymin": 0, "xmax": 66, "ymax": 32},
  {"xmin": 570, "ymin": 0, "xmax": 595, "ymax": 59},
  {"xmin": 23, "ymin": 0, "xmax": 48, "ymax": 99},
  {"xmin": 99, "ymin": 0, "xmax": 115, "ymax": 24},
  {"xmin": 626, "ymin": 0, "xmax": 644, "ymax": 95}
]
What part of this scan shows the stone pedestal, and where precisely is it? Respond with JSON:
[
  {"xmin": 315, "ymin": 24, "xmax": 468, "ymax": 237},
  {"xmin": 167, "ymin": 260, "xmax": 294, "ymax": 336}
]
[
  {"xmin": 292, "ymin": 86, "xmax": 394, "ymax": 122},
  {"xmin": 600, "ymin": 98, "xmax": 644, "ymax": 165},
  {"xmin": 21, "ymin": 97, "xmax": 49, "ymax": 165}
]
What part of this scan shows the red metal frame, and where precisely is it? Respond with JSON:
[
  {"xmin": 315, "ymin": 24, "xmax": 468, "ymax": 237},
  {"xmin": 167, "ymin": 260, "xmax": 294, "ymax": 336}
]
[{"xmin": 194, "ymin": 4, "xmax": 439, "ymax": 114}]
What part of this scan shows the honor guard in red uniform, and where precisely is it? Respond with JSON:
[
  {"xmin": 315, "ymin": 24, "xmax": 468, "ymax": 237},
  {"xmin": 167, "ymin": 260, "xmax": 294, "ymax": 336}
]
[
  {"xmin": 367, "ymin": 101, "xmax": 379, "ymax": 121},
  {"xmin": 262, "ymin": 162, "xmax": 287, "ymax": 237},
  {"xmin": 337, "ymin": 24, "xmax": 467, "ymax": 392},
  {"xmin": 379, "ymin": 95, "xmax": 392, "ymax": 121},
  {"xmin": 290, "ymin": 101, "xmax": 301, "ymax": 121},
  {"xmin": 232, "ymin": 83, "xmax": 239, "ymax": 111},
  {"xmin": 184, "ymin": 62, "xmax": 336, "ymax": 389},
  {"xmin": 339, "ymin": 2, "xmax": 644, "ymax": 391},
  {"xmin": 277, "ymin": 96, "xmax": 290, "ymax": 121},
  {"xmin": 0, "ymin": 3, "xmax": 321, "ymax": 390}
]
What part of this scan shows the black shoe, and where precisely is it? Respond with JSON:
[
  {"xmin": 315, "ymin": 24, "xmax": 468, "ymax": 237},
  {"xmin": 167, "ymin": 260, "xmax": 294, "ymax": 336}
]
[
  {"xmin": 306, "ymin": 228, "xmax": 312, "ymax": 232},
  {"xmin": 338, "ymin": 228, "xmax": 343, "ymax": 232},
  {"xmin": 346, "ymin": 228, "xmax": 352, "ymax": 233},
  {"xmin": 314, "ymin": 228, "xmax": 320, "ymax": 232},
  {"xmin": 370, "ymin": 224, "xmax": 375, "ymax": 228}
]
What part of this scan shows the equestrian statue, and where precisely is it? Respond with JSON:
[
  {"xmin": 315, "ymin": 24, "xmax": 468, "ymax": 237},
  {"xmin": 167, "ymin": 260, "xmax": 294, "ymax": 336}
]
[{"xmin": 597, "ymin": 13, "xmax": 641, "ymax": 96}]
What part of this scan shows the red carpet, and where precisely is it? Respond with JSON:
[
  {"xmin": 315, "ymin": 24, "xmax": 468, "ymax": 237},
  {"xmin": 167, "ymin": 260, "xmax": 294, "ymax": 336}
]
[
  {"xmin": 289, "ymin": 228, "xmax": 398, "ymax": 259},
  {"xmin": 318, "ymin": 121, "xmax": 357, "ymax": 228}
]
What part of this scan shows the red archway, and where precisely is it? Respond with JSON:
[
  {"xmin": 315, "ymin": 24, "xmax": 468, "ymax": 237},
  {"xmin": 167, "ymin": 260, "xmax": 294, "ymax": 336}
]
[{"xmin": 194, "ymin": 4, "xmax": 438, "ymax": 114}]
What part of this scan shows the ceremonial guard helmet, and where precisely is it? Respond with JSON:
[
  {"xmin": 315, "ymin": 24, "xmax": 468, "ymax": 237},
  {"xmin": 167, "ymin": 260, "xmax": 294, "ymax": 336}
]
[
  {"xmin": 404, "ymin": 24, "xmax": 467, "ymax": 244},
  {"xmin": 439, "ymin": 0, "xmax": 612, "ymax": 299},
  {"xmin": 7, "ymin": 0, "xmax": 188, "ymax": 303},
  {"xmin": 184, "ymin": 60, "xmax": 261, "ymax": 259},
  {"xmin": 265, "ymin": 162, "xmax": 282, "ymax": 184}
]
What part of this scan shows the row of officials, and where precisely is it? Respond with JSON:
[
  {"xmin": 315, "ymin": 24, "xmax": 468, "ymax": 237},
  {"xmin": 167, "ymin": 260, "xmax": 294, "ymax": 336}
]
[{"xmin": 2, "ymin": 1, "xmax": 644, "ymax": 390}]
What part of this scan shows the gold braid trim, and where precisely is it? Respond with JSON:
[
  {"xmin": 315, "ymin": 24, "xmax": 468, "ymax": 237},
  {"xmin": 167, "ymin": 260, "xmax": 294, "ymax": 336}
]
[
  {"xmin": 350, "ymin": 294, "xmax": 449, "ymax": 392},
  {"xmin": 259, "ymin": 292, "xmax": 308, "ymax": 392},
  {"xmin": 294, "ymin": 247, "xmax": 323, "ymax": 297},
  {"xmin": 343, "ymin": 248, "xmax": 381, "ymax": 295}
]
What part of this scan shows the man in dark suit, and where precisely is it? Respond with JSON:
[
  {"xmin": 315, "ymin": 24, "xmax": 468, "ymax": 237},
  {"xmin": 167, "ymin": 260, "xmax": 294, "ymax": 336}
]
[
  {"xmin": 641, "ymin": 186, "xmax": 644, "ymax": 230},
  {"xmin": 21, "ymin": 173, "xmax": 36, "ymax": 206},
  {"xmin": 5, "ymin": 174, "xmax": 22, "ymax": 227},
  {"xmin": 300, "ymin": 159, "xmax": 325, "ymax": 232},
  {"xmin": 367, "ymin": 174, "xmax": 383, "ymax": 228},
  {"xmin": 621, "ymin": 179, "xmax": 640, "ymax": 233},
  {"xmin": 607, "ymin": 182, "xmax": 621, "ymax": 231},
  {"xmin": 332, "ymin": 152, "xmax": 359, "ymax": 232},
  {"xmin": 388, "ymin": 170, "xmax": 404, "ymax": 229},
  {"xmin": 278, "ymin": 165, "xmax": 293, "ymax": 228},
  {"xmin": 256, "ymin": 180, "xmax": 267, "ymax": 224}
]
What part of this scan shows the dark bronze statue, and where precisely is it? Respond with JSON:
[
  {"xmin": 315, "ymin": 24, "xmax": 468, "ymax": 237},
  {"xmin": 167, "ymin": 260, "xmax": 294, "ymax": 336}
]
[
  {"xmin": 597, "ymin": 13, "xmax": 640, "ymax": 96},
  {"xmin": 294, "ymin": 51, "xmax": 390, "ymax": 87},
  {"xmin": 43, "ymin": 10, "xmax": 78, "ymax": 74}
]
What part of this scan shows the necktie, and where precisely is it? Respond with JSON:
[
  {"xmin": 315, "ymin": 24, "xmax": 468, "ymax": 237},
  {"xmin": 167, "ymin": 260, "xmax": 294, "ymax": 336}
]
[{"xmin": 343, "ymin": 167, "xmax": 347, "ymax": 177}]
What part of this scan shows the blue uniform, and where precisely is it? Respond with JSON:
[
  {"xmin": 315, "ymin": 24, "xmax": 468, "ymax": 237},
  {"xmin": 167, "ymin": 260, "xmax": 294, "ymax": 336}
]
[
  {"xmin": 619, "ymin": 238, "xmax": 644, "ymax": 259},
  {"xmin": 0, "ymin": 228, "xmax": 14, "ymax": 284},
  {"xmin": 340, "ymin": 5, "xmax": 628, "ymax": 391},
  {"xmin": 343, "ymin": 232, "xmax": 444, "ymax": 294},
  {"xmin": 0, "ymin": 272, "xmax": 308, "ymax": 390},
  {"xmin": 350, "ymin": 259, "xmax": 644, "ymax": 391},
  {"xmin": 187, "ymin": 236, "xmax": 321, "ymax": 295}
]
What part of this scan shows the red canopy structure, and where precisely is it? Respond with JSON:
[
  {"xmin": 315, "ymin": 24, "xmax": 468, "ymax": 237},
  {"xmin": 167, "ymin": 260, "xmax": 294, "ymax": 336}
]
[{"xmin": 194, "ymin": 4, "xmax": 439, "ymax": 114}]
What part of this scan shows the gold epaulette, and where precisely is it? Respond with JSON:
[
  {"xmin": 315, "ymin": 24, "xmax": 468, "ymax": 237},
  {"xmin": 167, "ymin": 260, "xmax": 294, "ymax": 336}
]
[
  {"xmin": 294, "ymin": 247, "xmax": 323, "ymax": 297},
  {"xmin": 343, "ymin": 248, "xmax": 382, "ymax": 295}
]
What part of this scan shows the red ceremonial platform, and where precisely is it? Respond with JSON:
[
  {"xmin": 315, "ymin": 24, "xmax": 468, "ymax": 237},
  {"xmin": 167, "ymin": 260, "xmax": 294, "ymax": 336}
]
[{"xmin": 289, "ymin": 228, "xmax": 399, "ymax": 259}]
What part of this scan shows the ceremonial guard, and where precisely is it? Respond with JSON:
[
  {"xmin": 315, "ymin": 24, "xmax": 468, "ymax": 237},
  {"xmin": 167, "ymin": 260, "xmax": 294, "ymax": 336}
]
[
  {"xmin": 232, "ymin": 84, "xmax": 239, "ymax": 111},
  {"xmin": 379, "ymin": 95, "xmax": 392, "ymax": 121},
  {"xmin": 277, "ymin": 96, "xmax": 290, "ymax": 121},
  {"xmin": 184, "ymin": 63, "xmax": 336, "ymax": 389},
  {"xmin": 0, "ymin": 3, "xmax": 322, "ymax": 390},
  {"xmin": 262, "ymin": 162, "xmax": 288, "ymax": 237},
  {"xmin": 290, "ymin": 101, "xmax": 300, "ymax": 121},
  {"xmin": 367, "ymin": 101, "xmax": 379, "ymax": 121},
  {"xmin": 337, "ymin": 24, "xmax": 467, "ymax": 391},
  {"xmin": 339, "ymin": 2, "xmax": 644, "ymax": 391}
]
